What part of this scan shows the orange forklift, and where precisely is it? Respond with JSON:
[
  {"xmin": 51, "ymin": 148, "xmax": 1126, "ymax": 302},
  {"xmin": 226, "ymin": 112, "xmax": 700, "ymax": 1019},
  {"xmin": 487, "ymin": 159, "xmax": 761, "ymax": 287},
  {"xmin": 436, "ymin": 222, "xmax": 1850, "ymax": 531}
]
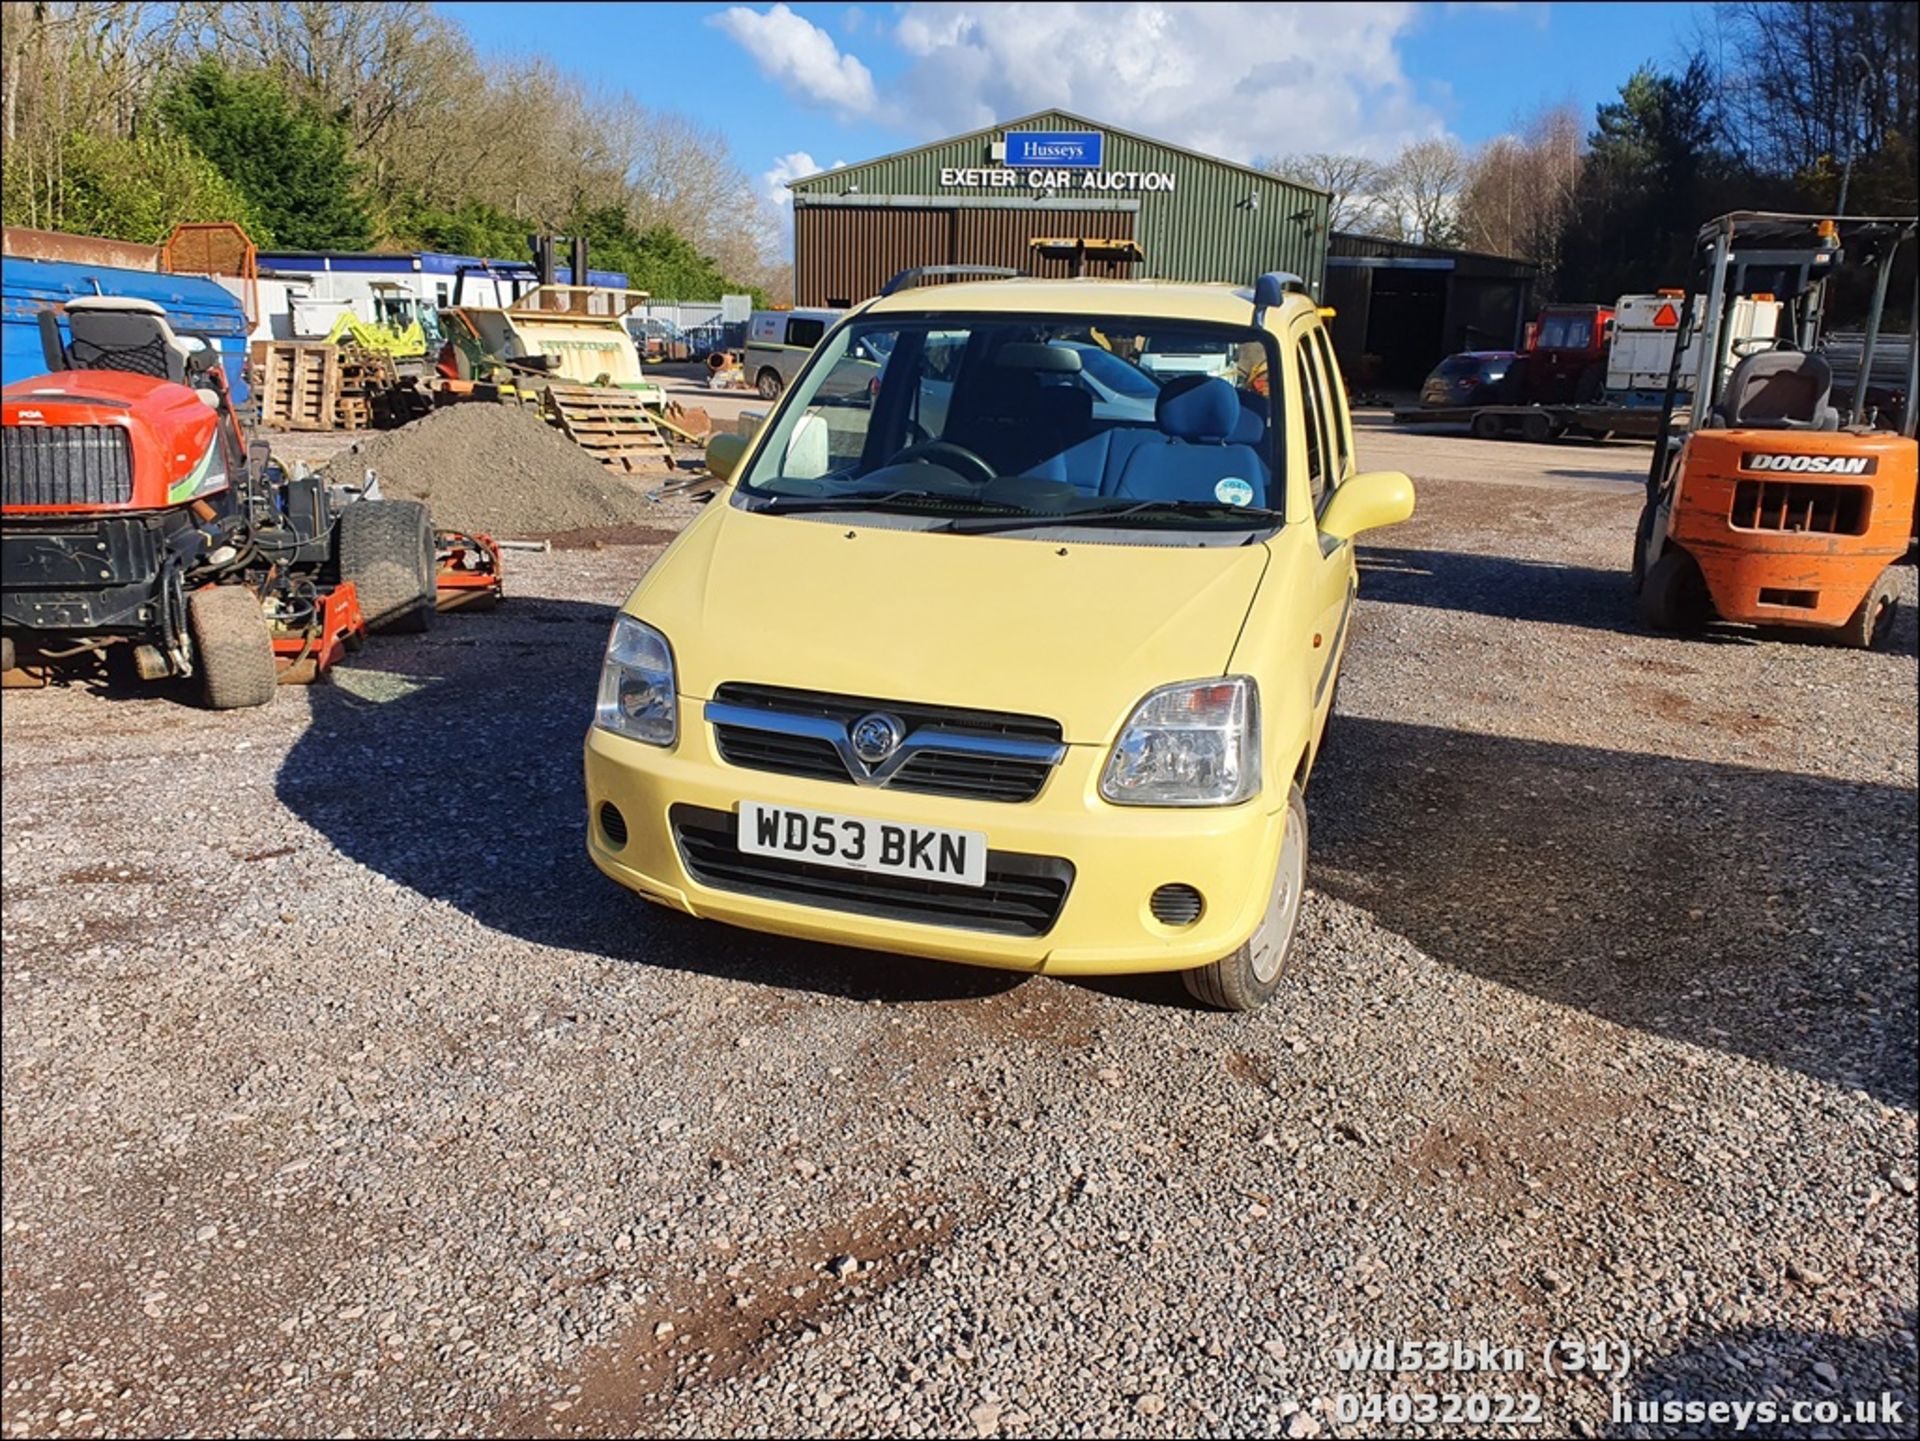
[{"xmin": 1633, "ymin": 212, "xmax": 1917, "ymax": 648}]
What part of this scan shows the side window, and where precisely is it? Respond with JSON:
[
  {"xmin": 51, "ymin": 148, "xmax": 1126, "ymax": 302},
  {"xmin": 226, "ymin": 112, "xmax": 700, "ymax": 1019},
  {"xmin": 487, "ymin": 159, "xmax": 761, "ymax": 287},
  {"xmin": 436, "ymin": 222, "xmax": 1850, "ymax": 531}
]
[
  {"xmin": 785, "ymin": 317, "xmax": 826, "ymax": 349},
  {"xmin": 1311, "ymin": 328, "xmax": 1353, "ymax": 482},
  {"xmin": 1297, "ymin": 344, "xmax": 1329, "ymax": 511}
]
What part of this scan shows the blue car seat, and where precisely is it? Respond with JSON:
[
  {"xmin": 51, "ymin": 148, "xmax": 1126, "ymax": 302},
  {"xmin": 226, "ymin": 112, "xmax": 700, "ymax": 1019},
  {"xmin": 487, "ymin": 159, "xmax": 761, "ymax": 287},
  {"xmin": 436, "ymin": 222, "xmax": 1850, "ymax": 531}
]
[{"xmin": 1108, "ymin": 375, "xmax": 1268, "ymax": 505}]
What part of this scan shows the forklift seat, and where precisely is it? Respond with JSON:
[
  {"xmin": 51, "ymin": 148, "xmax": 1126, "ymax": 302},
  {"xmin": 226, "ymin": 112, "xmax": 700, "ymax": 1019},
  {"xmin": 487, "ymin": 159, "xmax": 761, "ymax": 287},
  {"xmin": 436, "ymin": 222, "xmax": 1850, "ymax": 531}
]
[
  {"xmin": 1713, "ymin": 349, "xmax": 1837, "ymax": 430},
  {"xmin": 63, "ymin": 297, "xmax": 197, "ymax": 384}
]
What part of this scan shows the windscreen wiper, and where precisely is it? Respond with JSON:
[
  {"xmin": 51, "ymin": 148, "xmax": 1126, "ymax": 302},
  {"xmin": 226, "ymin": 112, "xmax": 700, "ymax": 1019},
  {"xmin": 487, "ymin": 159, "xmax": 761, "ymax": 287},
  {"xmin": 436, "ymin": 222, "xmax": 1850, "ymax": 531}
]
[
  {"xmin": 941, "ymin": 499, "xmax": 1282, "ymax": 534},
  {"xmin": 750, "ymin": 488, "xmax": 1040, "ymax": 517}
]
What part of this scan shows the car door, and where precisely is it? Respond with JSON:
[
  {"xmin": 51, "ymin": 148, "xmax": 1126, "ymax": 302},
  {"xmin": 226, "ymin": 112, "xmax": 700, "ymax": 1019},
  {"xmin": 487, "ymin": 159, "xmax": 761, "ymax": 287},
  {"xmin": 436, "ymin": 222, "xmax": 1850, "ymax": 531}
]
[{"xmin": 1294, "ymin": 319, "xmax": 1359, "ymax": 733}]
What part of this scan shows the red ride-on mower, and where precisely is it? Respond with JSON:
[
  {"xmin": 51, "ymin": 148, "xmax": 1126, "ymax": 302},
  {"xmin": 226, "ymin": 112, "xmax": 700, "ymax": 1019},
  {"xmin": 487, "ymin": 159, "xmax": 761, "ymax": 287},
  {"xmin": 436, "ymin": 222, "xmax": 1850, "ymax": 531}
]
[{"xmin": 2, "ymin": 297, "xmax": 445, "ymax": 707}]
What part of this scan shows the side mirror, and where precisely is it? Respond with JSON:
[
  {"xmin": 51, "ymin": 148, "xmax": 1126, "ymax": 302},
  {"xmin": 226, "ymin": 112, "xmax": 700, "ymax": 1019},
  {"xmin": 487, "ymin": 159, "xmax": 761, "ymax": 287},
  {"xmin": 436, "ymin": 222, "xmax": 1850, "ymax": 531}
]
[
  {"xmin": 1320, "ymin": 470, "xmax": 1415, "ymax": 543},
  {"xmin": 705, "ymin": 431, "xmax": 749, "ymax": 482}
]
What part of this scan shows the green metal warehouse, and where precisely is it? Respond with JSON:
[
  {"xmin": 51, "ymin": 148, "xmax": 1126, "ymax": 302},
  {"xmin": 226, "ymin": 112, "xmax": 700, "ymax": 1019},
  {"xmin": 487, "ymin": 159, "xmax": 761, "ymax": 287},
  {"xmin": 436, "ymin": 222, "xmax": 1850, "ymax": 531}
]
[{"xmin": 786, "ymin": 110, "xmax": 1331, "ymax": 307}]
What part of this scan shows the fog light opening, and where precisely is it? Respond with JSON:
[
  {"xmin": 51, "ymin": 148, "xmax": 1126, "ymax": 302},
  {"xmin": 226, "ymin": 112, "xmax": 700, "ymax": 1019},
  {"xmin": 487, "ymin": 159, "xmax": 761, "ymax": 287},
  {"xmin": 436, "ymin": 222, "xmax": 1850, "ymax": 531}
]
[
  {"xmin": 598, "ymin": 801, "xmax": 629, "ymax": 849},
  {"xmin": 1150, "ymin": 883, "xmax": 1204, "ymax": 927}
]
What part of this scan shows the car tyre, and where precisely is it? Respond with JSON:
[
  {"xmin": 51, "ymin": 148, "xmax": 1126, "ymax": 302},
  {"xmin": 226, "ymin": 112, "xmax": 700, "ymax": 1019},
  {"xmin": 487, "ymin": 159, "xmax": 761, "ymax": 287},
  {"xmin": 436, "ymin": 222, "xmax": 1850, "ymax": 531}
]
[
  {"xmin": 337, "ymin": 500, "xmax": 436, "ymax": 634},
  {"xmin": 756, "ymin": 368, "xmax": 783, "ymax": 400},
  {"xmin": 189, "ymin": 585, "xmax": 277, "ymax": 710},
  {"xmin": 1182, "ymin": 784, "xmax": 1309, "ymax": 1013},
  {"xmin": 1470, "ymin": 411, "xmax": 1503, "ymax": 440},
  {"xmin": 1840, "ymin": 570, "xmax": 1898, "ymax": 650},
  {"xmin": 1520, "ymin": 411, "xmax": 1555, "ymax": 444},
  {"xmin": 1638, "ymin": 546, "xmax": 1710, "ymax": 632}
]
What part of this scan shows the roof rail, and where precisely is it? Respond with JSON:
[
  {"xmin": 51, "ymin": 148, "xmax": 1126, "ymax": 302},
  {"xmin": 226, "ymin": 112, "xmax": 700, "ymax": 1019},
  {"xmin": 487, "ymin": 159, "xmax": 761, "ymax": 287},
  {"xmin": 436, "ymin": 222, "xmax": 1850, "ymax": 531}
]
[{"xmin": 878, "ymin": 264, "xmax": 1024, "ymax": 297}]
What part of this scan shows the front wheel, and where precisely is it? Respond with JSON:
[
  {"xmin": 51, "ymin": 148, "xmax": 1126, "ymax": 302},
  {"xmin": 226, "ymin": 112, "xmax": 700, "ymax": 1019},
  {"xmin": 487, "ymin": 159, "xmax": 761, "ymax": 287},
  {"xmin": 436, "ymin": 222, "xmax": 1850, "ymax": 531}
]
[
  {"xmin": 1182, "ymin": 785, "xmax": 1309, "ymax": 1012},
  {"xmin": 189, "ymin": 586, "xmax": 277, "ymax": 710}
]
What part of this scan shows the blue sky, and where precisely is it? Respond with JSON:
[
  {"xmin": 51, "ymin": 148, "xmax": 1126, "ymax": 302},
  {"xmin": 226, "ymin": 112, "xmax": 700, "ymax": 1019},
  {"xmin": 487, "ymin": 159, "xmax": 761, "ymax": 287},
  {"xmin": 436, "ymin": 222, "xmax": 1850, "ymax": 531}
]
[{"xmin": 440, "ymin": 2, "xmax": 1717, "ymax": 206}]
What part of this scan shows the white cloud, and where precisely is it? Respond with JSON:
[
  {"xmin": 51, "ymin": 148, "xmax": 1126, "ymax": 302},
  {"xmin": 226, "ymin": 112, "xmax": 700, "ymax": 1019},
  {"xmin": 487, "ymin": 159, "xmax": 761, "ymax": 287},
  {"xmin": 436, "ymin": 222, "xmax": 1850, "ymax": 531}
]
[
  {"xmin": 712, "ymin": 4, "xmax": 879, "ymax": 118},
  {"xmin": 761, "ymin": 151, "xmax": 847, "ymax": 238},
  {"xmin": 884, "ymin": 2, "xmax": 1444, "ymax": 161}
]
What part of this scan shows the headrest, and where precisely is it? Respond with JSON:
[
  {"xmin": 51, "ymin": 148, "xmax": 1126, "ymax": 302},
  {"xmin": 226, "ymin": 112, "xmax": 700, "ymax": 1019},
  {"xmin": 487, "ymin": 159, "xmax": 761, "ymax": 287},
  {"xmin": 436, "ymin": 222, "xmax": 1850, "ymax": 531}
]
[
  {"xmin": 1230, "ymin": 394, "xmax": 1268, "ymax": 446},
  {"xmin": 64, "ymin": 296, "xmax": 168, "ymax": 317},
  {"xmin": 995, "ymin": 342, "xmax": 1082, "ymax": 373},
  {"xmin": 1156, "ymin": 374, "xmax": 1239, "ymax": 442}
]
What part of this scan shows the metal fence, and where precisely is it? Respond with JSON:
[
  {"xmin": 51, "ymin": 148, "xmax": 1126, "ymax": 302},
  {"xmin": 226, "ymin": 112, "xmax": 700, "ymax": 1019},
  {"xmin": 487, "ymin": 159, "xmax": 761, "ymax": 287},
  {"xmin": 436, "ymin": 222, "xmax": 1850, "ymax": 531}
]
[{"xmin": 627, "ymin": 301, "xmax": 749, "ymax": 359}]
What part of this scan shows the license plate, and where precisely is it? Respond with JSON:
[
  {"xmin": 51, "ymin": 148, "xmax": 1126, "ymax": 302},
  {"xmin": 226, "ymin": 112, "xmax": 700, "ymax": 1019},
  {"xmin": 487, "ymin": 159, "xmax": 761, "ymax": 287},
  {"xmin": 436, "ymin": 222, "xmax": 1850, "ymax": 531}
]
[{"xmin": 737, "ymin": 802, "xmax": 987, "ymax": 887}]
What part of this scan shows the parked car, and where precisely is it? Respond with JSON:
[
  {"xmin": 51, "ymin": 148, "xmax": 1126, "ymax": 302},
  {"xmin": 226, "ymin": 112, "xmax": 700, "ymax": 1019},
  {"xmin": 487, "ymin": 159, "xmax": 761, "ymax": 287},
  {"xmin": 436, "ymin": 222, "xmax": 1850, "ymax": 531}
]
[
  {"xmin": 744, "ymin": 308, "xmax": 843, "ymax": 399},
  {"xmin": 585, "ymin": 272, "xmax": 1414, "ymax": 1011},
  {"xmin": 1418, "ymin": 351, "xmax": 1521, "ymax": 408}
]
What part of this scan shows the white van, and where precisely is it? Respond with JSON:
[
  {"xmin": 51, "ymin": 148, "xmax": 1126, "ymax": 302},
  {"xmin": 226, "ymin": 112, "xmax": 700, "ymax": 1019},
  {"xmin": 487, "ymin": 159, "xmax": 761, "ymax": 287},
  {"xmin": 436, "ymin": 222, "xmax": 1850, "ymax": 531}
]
[{"xmin": 744, "ymin": 308, "xmax": 843, "ymax": 398}]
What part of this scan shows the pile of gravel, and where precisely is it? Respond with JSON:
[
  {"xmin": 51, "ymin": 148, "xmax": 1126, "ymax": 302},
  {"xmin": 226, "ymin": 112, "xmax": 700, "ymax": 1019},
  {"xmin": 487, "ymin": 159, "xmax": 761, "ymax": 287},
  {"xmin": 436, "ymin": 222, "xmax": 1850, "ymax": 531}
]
[{"xmin": 325, "ymin": 403, "xmax": 667, "ymax": 538}]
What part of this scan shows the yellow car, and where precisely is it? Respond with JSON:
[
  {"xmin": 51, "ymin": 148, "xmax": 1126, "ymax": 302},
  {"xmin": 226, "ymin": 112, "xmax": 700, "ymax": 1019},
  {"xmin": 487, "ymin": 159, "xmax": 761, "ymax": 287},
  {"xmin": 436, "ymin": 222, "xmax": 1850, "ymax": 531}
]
[{"xmin": 584, "ymin": 270, "xmax": 1413, "ymax": 1009}]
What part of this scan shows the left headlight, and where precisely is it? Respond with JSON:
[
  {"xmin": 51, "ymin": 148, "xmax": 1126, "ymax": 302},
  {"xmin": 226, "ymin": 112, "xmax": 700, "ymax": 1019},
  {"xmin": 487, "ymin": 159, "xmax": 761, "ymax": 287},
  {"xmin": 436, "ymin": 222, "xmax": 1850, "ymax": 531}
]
[
  {"xmin": 595, "ymin": 615, "xmax": 677, "ymax": 747},
  {"xmin": 1100, "ymin": 676, "xmax": 1260, "ymax": 807}
]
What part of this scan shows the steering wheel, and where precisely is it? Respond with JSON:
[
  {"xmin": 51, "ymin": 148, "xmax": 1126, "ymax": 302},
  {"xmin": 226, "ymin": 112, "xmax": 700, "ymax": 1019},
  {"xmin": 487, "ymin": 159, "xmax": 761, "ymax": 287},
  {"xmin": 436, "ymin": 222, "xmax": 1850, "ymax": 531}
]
[{"xmin": 888, "ymin": 440, "xmax": 996, "ymax": 485}]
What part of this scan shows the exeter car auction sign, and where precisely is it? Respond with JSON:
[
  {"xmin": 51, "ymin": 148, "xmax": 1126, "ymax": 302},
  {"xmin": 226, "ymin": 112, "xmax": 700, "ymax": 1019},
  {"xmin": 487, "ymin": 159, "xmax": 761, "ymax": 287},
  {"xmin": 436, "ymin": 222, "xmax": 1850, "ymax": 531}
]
[{"xmin": 937, "ymin": 131, "xmax": 1176, "ymax": 194}]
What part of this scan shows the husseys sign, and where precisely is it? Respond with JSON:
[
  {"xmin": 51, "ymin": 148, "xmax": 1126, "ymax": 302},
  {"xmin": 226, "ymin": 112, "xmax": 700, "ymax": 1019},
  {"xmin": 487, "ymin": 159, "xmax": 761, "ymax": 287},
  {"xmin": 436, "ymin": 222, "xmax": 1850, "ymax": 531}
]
[
  {"xmin": 1742, "ymin": 452, "xmax": 1878, "ymax": 475},
  {"xmin": 939, "ymin": 130, "xmax": 1176, "ymax": 193}
]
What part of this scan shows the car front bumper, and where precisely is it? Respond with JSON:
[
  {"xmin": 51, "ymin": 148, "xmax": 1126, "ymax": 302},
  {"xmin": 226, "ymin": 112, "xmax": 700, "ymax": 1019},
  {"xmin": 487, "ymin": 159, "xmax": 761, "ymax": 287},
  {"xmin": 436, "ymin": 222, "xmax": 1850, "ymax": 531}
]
[{"xmin": 584, "ymin": 698, "xmax": 1288, "ymax": 976}]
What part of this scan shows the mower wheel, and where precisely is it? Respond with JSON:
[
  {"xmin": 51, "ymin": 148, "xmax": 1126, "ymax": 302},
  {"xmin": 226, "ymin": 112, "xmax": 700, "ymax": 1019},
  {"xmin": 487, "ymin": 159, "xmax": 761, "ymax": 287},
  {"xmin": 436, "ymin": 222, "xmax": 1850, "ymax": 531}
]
[
  {"xmin": 189, "ymin": 586, "xmax": 277, "ymax": 710},
  {"xmin": 1638, "ymin": 547, "xmax": 1710, "ymax": 633},
  {"xmin": 337, "ymin": 500, "xmax": 435, "ymax": 634},
  {"xmin": 1840, "ymin": 571, "xmax": 1899, "ymax": 651}
]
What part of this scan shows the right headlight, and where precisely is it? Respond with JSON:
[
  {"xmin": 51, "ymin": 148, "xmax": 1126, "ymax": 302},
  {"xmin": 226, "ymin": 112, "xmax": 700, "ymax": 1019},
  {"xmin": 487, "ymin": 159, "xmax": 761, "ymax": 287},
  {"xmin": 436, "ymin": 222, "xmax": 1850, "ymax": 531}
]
[
  {"xmin": 594, "ymin": 615, "xmax": 677, "ymax": 747},
  {"xmin": 1099, "ymin": 676, "xmax": 1260, "ymax": 807}
]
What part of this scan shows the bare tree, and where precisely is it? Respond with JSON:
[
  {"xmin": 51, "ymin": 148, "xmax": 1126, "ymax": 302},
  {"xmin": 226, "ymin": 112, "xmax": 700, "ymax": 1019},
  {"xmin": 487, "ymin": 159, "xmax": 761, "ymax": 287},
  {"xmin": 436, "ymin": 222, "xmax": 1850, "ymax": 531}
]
[
  {"xmin": 1259, "ymin": 151, "xmax": 1385, "ymax": 233},
  {"xmin": 1458, "ymin": 104, "xmax": 1584, "ymax": 274},
  {"xmin": 1377, "ymin": 138, "xmax": 1468, "ymax": 246},
  {"xmin": 1708, "ymin": 0, "xmax": 1916, "ymax": 183}
]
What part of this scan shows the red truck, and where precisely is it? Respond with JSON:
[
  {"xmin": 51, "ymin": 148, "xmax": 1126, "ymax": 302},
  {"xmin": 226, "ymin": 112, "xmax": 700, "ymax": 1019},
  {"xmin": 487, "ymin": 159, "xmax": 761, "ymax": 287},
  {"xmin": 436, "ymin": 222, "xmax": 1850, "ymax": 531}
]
[{"xmin": 1516, "ymin": 303, "xmax": 1614, "ymax": 405}]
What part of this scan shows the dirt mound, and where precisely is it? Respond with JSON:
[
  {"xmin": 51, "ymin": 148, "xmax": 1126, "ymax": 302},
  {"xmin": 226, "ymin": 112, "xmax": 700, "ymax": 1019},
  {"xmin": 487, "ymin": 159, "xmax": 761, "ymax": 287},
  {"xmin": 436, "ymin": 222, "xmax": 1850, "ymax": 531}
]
[{"xmin": 325, "ymin": 403, "xmax": 669, "ymax": 538}]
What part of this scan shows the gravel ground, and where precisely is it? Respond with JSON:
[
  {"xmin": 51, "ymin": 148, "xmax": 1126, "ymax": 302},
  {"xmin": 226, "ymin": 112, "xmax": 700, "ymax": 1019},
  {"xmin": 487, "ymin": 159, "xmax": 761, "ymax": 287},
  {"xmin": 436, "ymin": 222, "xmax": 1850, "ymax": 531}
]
[{"xmin": 2, "ymin": 423, "xmax": 1915, "ymax": 1439}]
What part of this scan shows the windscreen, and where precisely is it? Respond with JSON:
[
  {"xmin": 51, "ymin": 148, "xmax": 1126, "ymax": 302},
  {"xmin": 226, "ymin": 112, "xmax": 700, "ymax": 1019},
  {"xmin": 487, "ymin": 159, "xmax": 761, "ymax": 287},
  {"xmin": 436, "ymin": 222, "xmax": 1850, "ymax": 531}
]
[{"xmin": 735, "ymin": 313, "xmax": 1281, "ymax": 533}]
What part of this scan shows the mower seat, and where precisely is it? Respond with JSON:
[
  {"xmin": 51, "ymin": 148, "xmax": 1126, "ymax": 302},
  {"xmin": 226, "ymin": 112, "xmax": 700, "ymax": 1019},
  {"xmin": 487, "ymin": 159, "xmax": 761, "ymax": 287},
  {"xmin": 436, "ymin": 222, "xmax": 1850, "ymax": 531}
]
[
  {"xmin": 1713, "ymin": 350, "xmax": 1837, "ymax": 430},
  {"xmin": 62, "ymin": 297, "xmax": 196, "ymax": 384}
]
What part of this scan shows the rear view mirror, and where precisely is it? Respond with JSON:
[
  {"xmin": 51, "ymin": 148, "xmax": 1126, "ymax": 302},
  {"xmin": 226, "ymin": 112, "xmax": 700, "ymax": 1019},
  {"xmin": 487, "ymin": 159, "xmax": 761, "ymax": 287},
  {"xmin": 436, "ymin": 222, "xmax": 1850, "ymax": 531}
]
[
  {"xmin": 705, "ymin": 431, "xmax": 749, "ymax": 482},
  {"xmin": 1320, "ymin": 470, "xmax": 1415, "ymax": 542}
]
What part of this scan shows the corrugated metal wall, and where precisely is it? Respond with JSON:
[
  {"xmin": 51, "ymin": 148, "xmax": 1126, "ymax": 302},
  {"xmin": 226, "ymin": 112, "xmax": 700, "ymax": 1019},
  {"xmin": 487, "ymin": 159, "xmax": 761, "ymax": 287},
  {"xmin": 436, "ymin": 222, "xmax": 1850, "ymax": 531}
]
[
  {"xmin": 796, "ymin": 206, "xmax": 952, "ymax": 307},
  {"xmin": 796, "ymin": 204, "xmax": 1140, "ymax": 305},
  {"xmin": 790, "ymin": 111, "xmax": 1329, "ymax": 303}
]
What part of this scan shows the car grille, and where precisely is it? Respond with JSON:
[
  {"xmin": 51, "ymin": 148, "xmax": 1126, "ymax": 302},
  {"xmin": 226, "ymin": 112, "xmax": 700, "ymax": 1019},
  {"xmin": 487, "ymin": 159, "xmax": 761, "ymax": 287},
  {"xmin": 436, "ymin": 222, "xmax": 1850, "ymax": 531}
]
[
  {"xmin": 1730, "ymin": 479, "xmax": 1869, "ymax": 535},
  {"xmin": 3, "ymin": 425, "xmax": 135, "ymax": 507},
  {"xmin": 670, "ymin": 805, "xmax": 1073, "ymax": 937},
  {"xmin": 709, "ymin": 683, "xmax": 1064, "ymax": 803}
]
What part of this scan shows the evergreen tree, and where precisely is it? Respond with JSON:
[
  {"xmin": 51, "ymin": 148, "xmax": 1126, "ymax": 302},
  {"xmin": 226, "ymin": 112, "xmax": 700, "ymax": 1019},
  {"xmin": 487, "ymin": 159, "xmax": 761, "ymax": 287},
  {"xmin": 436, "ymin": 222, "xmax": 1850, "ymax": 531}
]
[{"xmin": 158, "ymin": 60, "xmax": 373, "ymax": 250}]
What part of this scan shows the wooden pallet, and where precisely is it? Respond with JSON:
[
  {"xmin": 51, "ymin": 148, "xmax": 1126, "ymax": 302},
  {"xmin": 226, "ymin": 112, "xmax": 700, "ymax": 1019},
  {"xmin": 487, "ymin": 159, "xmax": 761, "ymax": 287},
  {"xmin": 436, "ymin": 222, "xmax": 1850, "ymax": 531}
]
[
  {"xmin": 251, "ymin": 342, "xmax": 393, "ymax": 431},
  {"xmin": 542, "ymin": 383, "xmax": 674, "ymax": 474}
]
